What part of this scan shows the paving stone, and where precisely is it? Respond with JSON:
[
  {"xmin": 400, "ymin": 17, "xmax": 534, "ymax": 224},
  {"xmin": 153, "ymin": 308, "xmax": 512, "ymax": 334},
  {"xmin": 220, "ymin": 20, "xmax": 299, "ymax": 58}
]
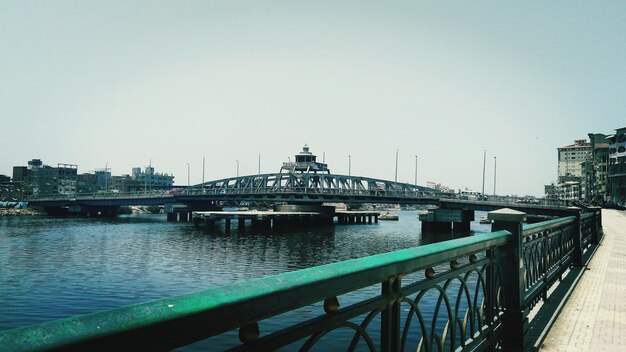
[{"xmin": 540, "ymin": 210, "xmax": 626, "ymax": 352}]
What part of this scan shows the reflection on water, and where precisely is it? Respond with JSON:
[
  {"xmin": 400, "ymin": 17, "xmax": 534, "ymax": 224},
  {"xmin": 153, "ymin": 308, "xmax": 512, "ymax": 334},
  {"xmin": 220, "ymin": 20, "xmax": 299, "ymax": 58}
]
[{"xmin": 0, "ymin": 211, "xmax": 492, "ymax": 347}]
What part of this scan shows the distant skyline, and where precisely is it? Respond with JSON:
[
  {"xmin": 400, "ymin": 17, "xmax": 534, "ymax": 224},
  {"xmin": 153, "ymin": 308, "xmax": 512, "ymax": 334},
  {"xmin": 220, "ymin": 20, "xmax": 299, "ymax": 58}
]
[{"xmin": 1, "ymin": 1, "xmax": 624, "ymax": 197}]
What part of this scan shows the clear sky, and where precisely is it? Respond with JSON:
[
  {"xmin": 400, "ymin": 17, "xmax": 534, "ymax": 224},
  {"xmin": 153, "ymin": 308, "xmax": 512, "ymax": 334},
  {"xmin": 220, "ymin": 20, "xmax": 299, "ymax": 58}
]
[{"xmin": 1, "ymin": 1, "xmax": 624, "ymax": 196}]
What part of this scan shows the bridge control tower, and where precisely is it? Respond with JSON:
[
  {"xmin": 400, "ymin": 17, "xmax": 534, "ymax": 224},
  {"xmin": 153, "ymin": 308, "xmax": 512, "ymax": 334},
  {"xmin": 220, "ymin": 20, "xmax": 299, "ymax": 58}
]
[{"xmin": 280, "ymin": 144, "xmax": 330, "ymax": 174}]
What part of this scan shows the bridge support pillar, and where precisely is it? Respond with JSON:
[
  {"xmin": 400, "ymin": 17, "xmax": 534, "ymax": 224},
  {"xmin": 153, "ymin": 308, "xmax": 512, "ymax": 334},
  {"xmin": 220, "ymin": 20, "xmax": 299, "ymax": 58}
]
[
  {"xmin": 421, "ymin": 221, "xmax": 451, "ymax": 233},
  {"xmin": 419, "ymin": 209, "xmax": 474, "ymax": 234},
  {"xmin": 453, "ymin": 221, "xmax": 470, "ymax": 233},
  {"xmin": 167, "ymin": 212, "xmax": 177, "ymax": 222},
  {"xmin": 224, "ymin": 219, "xmax": 231, "ymax": 231}
]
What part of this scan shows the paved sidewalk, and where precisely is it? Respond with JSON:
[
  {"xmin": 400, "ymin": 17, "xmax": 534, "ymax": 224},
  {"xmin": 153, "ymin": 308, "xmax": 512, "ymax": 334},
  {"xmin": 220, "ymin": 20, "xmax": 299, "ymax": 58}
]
[{"xmin": 540, "ymin": 209, "xmax": 626, "ymax": 352}]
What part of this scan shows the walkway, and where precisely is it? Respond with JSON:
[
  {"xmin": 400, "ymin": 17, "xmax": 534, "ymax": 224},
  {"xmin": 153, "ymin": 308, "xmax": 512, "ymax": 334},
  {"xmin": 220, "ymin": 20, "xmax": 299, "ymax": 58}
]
[{"xmin": 540, "ymin": 209, "xmax": 626, "ymax": 352}]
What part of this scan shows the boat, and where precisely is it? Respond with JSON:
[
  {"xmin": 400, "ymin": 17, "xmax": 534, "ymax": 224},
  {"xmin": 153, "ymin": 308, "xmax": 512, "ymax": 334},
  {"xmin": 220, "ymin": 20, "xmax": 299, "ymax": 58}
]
[
  {"xmin": 379, "ymin": 212, "xmax": 399, "ymax": 221},
  {"xmin": 479, "ymin": 216, "xmax": 490, "ymax": 224}
]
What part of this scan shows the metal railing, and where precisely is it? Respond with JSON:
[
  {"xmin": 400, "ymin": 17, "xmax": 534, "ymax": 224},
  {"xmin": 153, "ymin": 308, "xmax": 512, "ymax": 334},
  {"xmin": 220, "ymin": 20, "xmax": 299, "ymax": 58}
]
[
  {"xmin": 522, "ymin": 216, "xmax": 576, "ymax": 309},
  {"xmin": 0, "ymin": 209, "xmax": 603, "ymax": 351}
]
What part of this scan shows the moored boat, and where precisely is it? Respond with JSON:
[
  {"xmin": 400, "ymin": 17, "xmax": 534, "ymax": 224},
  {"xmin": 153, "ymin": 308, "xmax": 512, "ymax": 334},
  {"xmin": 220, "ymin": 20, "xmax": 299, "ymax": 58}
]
[{"xmin": 379, "ymin": 212, "xmax": 399, "ymax": 221}]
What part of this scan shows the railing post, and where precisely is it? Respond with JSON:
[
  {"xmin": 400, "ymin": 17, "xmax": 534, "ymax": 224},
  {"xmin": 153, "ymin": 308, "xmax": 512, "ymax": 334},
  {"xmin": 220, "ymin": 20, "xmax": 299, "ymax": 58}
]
[
  {"xmin": 488, "ymin": 208, "xmax": 529, "ymax": 352},
  {"xmin": 587, "ymin": 206, "xmax": 602, "ymax": 243},
  {"xmin": 568, "ymin": 207, "xmax": 583, "ymax": 267},
  {"xmin": 381, "ymin": 274, "xmax": 401, "ymax": 352}
]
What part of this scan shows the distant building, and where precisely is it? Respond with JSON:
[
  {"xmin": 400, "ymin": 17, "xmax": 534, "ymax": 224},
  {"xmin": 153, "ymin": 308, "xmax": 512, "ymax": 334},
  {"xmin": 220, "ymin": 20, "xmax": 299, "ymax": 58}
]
[
  {"xmin": 426, "ymin": 181, "xmax": 453, "ymax": 194},
  {"xmin": 109, "ymin": 175, "xmax": 141, "ymax": 193},
  {"xmin": 10, "ymin": 159, "xmax": 77, "ymax": 196},
  {"xmin": 544, "ymin": 183, "xmax": 557, "ymax": 198},
  {"xmin": 12, "ymin": 166, "xmax": 28, "ymax": 184},
  {"xmin": 54, "ymin": 164, "xmax": 78, "ymax": 195},
  {"xmin": 77, "ymin": 173, "xmax": 98, "ymax": 194},
  {"xmin": 556, "ymin": 139, "xmax": 591, "ymax": 200},
  {"xmin": 557, "ymin": 139, "xmax": 590, "ymax": 182},
  {"xmin": 607, "ymin": 127, "xmax": 626, "ymax": 203},
  {"xmin": 586, "ymin": 133, "xmax": 609, "ymax": 203},
  {"xmin": 559, "ymin": 181, "xmax": 580, "ymax": 201},
  {"xmin": 131, "ymin": 166, "xmax": 174, "ymax": 191}
]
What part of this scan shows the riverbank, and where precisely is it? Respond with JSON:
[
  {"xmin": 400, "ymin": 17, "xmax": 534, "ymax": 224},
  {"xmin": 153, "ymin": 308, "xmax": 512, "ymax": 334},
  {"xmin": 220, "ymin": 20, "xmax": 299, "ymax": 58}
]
[{"xmin": 0, "ymin": 208, "xmax": 42, "ymax": 216}]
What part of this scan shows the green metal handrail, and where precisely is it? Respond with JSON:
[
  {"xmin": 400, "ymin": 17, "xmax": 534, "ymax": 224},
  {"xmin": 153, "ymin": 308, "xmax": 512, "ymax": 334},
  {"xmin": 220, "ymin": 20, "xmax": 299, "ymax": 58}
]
[{"xmin": 522, "ymin": 216, "xmax": 576, "ymax": 236}]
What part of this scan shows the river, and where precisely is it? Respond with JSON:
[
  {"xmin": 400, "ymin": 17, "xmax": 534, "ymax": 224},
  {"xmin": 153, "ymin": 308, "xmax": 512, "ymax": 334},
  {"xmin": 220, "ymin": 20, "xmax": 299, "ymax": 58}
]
[{"xmin": 0, "ymin": 210, "xmax": 491, "ymax": 350}]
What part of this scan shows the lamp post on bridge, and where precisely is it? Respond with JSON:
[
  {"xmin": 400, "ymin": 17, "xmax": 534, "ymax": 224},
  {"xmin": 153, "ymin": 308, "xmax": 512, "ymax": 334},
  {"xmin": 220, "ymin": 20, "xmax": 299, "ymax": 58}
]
[
  {"xmin": 395, "ymin": 149, "xmax": 399, "ymax": 183},
  {"xmin": 149, "ymin": 159, "xmax": 153, "ymax": 193},
  {"xmin": 236, "ymin": 160, "xmax": 239, "ymax": 178},
  {"xmin": 414, "ymin": 155, "xmax": 418, "ymax": 186},
  {"xmin": 104, "ymin": 162, "xmax": 109, "ymax": 193},
  {"xmin": 187, "ymin": 163, "xmax": 190, "ymax": 195},
  {"xmin": 493, "ymin": 156, "xmax": 497, "ymax": 196},
  {"xmin": 348, "ymin": 155, "xmax": 351, "ymax": 176},
  {"xmin": 481, "ymin": 150, "xmax": 486, "ymax": 201}
]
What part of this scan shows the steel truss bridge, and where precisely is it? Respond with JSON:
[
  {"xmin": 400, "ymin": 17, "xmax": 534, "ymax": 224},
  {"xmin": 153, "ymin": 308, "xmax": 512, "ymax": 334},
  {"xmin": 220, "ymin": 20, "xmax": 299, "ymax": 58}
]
[
  {"xmin": 27, "ymin": 173, "xmax": 442, "ymax": 209},
  {"xmin": 27, "ymin": 172, "xmax": 570, "ymax": 216},
  {"xmin": 187, "ymin": 172, "xmax": 441, "ymax": 204}
]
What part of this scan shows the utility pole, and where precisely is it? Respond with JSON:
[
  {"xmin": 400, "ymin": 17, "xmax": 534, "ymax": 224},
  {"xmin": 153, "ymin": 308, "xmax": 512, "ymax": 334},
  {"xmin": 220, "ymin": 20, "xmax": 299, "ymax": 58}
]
[
  {"xmin": 493, "ymin": 156, "xmax": 497, "ymax": 196},
  {"xmin": 348, "ymin": 155, "xmax": 351, "ymax": 176},
  {"xmin": 395, "ymin": 149, "xmax": 399, "ymax": 183},
  {"xmin": 414, "ymin": 155, "xmax": 418, "ymax": 186},
  {"xmin": 481, "ymin": 150, "xmax": 486, "ymax": 201}
]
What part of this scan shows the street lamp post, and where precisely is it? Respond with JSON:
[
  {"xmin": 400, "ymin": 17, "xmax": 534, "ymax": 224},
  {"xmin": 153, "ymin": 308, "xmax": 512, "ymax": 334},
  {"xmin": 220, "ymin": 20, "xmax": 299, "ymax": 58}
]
[
  {"xmin": 493, "ymin": 156, "xmax": 497, "ymax": 196},
  {"xmin": 149, "ymin": 159, "xmax": 153, "ymax": 192},
  {"xmin": 348, "ymin": 155, "xmax": 351, "ymax": 176},
  {"xmin": 187, "ymin": 163, "xmax": 190, "ymax": 194},
  {"xmin": 236, "ymin": 160, "xmax": 239, "ymax": 178},
  {"xmin": 105, "ymin": 162, "xmax": 109, "ymax": 193},
  {"xmin": 395, "ymin": 149, "xmax": 399, "ymax": 183},
  {"xmin": 414, "ymin": 155, "xmax": 418, "ymax": 186},
  {"xmin": 481, "ymin": 150, "xmax": 486, "ymax": 201}
]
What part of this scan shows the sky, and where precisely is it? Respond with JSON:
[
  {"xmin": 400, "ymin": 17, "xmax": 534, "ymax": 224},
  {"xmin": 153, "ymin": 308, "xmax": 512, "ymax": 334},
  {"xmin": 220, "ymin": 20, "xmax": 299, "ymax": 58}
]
[{"xmin": 1, "ymin": 1, "xmax": 624, "ymax": 197}]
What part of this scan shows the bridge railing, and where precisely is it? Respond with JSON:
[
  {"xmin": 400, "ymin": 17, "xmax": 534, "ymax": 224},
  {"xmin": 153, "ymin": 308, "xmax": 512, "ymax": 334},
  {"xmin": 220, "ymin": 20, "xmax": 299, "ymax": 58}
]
[
  {"xmin": 0, "ymin": 209, "xmax": 603, "ymax": 352},
  {"xmin": 27, "ymin": 190, "xmax": 173, "ymax": 201},
  {"xmin": 187, "ymin": 186, "xmax": 441, "ymax": 199}
]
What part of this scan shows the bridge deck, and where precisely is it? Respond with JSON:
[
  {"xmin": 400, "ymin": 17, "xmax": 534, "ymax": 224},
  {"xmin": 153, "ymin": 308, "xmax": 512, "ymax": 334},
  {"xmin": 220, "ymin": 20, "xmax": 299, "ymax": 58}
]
[
  {"xmin": 540, "ymin": 209, "xmax": 626, "ymax": 352},
  {"xmin": 193, "ymin": 210, "xmax": 381, "ymax": 220}
]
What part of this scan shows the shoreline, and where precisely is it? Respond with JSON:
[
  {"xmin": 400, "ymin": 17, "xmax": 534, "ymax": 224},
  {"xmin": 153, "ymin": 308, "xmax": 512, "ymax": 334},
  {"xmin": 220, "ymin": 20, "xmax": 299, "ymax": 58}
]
[{"xmin": 0, "ymin": 208, "xmax": 42, "ymax": 216}]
